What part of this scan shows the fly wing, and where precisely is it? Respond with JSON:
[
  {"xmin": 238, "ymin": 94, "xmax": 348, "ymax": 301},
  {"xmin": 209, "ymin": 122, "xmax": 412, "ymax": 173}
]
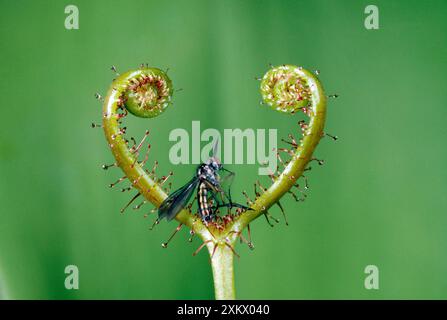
[
  {"xmin": 158, "ymin": 177, "xmax": 199, "ymax": 221},
  {"xmin": 216, "ymin": 168, "xmax": 235, "ymax": 203}
]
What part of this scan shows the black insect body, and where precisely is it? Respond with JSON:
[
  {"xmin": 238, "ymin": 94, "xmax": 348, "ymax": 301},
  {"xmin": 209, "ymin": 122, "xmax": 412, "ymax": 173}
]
[{"xmin": 158, "ymin": 157, "xmax": 249, "ymax": 225}]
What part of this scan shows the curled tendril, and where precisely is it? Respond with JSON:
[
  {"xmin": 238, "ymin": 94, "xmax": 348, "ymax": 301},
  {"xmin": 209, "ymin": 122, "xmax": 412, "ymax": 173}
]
[
  {"xmin": 260, "ymin": 65, "xmax": 312, "ymax": 113},
  {"xmin": 100, "ymin": 64, "xmax": 328, "ymax": 300},
  {"xmin": 123, "ymin": 68, "xmax": 173, "ymax": 118},
  {"xmin": 231, "ymin": 65, "xmax": 327, "ymax": 233},
  {"xmin": 102, "ymin": 66, "xmax": 210, "ymax": 238}
]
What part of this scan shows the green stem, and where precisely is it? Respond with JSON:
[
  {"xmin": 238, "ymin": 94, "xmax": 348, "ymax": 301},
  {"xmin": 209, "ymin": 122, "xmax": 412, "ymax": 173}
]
[{"xmin": 208, "ymin": 243, "xmax": 235, "ymax": 300}]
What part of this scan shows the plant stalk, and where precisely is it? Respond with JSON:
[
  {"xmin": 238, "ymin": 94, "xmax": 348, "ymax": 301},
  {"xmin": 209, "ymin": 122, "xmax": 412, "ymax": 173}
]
[{"xmin": 208, "ymin": 243, "xmax": 235, "ymax": 300}]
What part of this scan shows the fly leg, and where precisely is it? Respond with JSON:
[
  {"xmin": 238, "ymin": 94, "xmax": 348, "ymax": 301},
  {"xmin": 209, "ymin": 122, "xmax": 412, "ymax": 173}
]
[
  {"xmin": 216, "ymin": 200, "xmax": 253, "ymax": 213},
  {"xmin": 221, "ymin": 171, "xmax": 253, "ymax": 213},
  {"xmin": 220, "ymin": 168, "xmax": 236, "ymax": 214},
  {"xmin": 207, "ymin": 180, "xmax": 252, "ymax": 214}
]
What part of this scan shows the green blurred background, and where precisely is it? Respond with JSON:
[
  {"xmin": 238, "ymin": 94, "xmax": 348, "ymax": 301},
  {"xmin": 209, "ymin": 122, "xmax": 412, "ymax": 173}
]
[{"xmin": 0, "ymin": 0, "xmax": 446, "ymax": 299}]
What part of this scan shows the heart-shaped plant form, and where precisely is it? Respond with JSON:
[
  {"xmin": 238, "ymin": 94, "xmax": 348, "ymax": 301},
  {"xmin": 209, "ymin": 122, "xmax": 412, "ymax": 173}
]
[{"xmin": 96, "ymin": 64, "xmax": 334, "ymax": 299}]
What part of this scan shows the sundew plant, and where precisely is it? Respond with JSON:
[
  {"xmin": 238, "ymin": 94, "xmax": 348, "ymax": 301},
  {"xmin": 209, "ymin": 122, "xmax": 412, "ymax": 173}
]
[{"xmin": 96, "ymin": 64, "xmax": 336, "ymax": 299}]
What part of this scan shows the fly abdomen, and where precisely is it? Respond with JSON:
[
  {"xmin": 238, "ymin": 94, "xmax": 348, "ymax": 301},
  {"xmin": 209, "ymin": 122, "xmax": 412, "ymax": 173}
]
[{"xmin": 198, "ymin": 182, "xmax": 212, "ymax": 222}]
